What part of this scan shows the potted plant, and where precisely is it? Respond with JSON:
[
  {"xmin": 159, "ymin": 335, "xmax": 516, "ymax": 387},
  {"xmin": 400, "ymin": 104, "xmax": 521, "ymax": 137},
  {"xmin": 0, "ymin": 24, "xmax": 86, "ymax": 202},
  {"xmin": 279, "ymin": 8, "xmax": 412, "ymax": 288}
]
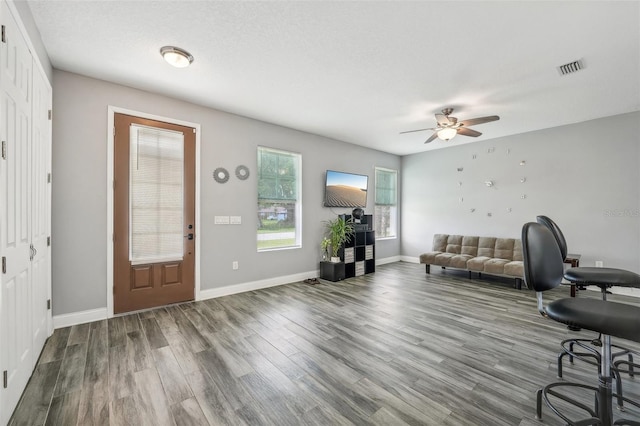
[
  {"xmin": 324, "ymin": 216, "xmax": 354, "ymax": 262},
  {"xmin": 320, "ymin": 237, "xmax": 331, "ymax": 261}
]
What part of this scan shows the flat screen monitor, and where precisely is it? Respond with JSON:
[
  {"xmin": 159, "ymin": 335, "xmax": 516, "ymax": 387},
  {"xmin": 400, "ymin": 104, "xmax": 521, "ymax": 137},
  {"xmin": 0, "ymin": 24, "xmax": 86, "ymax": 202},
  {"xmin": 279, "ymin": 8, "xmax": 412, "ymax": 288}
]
[{"xmin": 324, "ymin": 170, "xmax": 368, "ymax": 208}]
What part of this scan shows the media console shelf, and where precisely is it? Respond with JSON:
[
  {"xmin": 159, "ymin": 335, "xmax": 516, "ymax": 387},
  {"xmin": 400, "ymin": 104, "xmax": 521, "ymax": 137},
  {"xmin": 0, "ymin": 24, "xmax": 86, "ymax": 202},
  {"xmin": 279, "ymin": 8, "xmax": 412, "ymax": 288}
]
[
  {"xmin": 340, "ymin": 214, "xmax": 375, "ymax": 278},
  {"xmin": 319, "ymin": 214, "xmax": 375, "ymax": 282}
]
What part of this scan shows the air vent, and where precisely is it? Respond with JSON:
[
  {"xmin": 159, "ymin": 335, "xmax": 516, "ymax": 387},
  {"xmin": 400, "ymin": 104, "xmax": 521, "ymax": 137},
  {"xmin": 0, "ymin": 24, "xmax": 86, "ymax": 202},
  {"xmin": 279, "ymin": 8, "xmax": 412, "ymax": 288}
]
[{"xmin": 557, "ymin": 59, "xmax": 584, "ymax": 76}]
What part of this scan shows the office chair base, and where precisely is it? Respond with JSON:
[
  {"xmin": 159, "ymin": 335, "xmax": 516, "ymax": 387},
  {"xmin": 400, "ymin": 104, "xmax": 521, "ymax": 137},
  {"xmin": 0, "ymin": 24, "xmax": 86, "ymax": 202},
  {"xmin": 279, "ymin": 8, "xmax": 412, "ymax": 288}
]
[
  {"xmin": 558, "ymin": 339, "xmax": 638, "ymax": 409},
  {"xmin": 536, "ymin": 380, "xmax": 640, "ymax": 426}
]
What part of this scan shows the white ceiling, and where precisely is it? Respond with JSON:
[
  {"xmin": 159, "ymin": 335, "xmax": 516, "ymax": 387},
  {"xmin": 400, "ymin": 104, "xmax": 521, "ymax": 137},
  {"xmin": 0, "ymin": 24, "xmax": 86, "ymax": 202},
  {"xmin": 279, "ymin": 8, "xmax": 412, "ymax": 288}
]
[{"xmin": 27, "ymin": 1, "xmax": 640, "ymax": 156}]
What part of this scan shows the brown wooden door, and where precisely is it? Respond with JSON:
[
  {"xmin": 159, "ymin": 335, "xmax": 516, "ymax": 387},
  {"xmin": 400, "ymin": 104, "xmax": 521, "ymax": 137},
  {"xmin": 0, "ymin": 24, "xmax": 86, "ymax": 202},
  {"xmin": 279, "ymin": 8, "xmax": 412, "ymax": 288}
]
[{"xmin": 114, "ymin": 113, "xmax": 195, "ymax": 314}]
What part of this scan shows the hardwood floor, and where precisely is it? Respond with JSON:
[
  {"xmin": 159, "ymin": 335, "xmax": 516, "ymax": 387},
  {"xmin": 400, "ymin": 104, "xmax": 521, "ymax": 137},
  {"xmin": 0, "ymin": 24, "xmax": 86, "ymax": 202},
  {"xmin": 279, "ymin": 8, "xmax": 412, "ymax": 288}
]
[{"xmin": 9, "ymin": 262, "xmax": 640, "ymax": 425}]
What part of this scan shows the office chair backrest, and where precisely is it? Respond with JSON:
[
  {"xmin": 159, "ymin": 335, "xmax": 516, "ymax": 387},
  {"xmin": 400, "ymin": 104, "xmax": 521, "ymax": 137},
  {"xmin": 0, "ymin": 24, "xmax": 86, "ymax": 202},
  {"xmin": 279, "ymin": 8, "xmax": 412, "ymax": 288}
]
[
  {"xmin": 522, "ymin": 222, "xmax": 565, "ymax": 292},
  {"xmin": 536, "ymin": 215, "xmax": 568, "ymax": 260}
]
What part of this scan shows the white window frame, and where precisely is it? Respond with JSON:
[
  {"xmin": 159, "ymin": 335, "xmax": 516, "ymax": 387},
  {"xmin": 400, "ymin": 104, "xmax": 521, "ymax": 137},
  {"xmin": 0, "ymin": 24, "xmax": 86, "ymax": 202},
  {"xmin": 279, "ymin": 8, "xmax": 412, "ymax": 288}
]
[
  {"xmin": 374, "ymin": 167, "xmax": 398, "ymax": 240},
  {"xmin": 257, "ymin": 146, "xmax": 302, "ymax": 251}
]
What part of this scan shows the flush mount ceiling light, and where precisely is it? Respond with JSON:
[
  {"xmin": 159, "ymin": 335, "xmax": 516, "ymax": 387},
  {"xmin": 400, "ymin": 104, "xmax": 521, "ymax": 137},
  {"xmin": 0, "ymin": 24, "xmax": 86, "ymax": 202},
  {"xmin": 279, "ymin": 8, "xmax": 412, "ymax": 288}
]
[{"xmin": 160, "ymin": 46, "xmax": 194, "ymax": 68}]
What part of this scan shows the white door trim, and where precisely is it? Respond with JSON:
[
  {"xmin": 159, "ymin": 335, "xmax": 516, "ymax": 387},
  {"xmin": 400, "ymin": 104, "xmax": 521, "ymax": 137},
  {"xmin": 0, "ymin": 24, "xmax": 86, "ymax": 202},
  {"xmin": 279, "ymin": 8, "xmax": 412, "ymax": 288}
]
[{"xmin": 106, "ymin": 106, "xmax": 201, "ymax": 318}]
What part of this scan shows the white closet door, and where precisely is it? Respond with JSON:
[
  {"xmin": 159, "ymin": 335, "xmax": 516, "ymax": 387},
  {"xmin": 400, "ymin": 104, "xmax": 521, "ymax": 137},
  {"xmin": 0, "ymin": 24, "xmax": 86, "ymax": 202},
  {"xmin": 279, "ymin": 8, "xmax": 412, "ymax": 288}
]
[
  {"xmin": 0, "ymin": 1, "xmax": 35, "ymax": 424},
  {"xmin": 30, "ymin": 64, "xmax": 52, "ymax": 364}
]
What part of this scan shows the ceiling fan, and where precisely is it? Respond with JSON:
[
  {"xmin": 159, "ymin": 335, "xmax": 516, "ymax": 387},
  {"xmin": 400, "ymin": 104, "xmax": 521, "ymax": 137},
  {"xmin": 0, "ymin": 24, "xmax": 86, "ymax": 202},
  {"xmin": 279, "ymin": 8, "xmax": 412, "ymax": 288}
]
[{"xmin": 401, "ymin": 108, "xmax": 500, "ymax": 144}]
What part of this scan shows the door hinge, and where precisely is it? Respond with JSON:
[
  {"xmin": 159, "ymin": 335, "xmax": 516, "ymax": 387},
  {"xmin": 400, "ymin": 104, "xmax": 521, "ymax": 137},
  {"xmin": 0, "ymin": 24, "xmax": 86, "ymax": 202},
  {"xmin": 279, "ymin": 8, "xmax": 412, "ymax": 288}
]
[
  {"xmin": 192, "ymin": 128, "xmax": 196, "ymax": 133},
  {"xmin": 1, "ymin": 140, "xmax": 6, "ymax": 160},
  {"xmin": 47, "ymin": 299, "xmax": 51, "ymax": 310},
  {"xmin": 47, "ymin": 173, "xmax": 51, "ymax": 183},
  {"xmin": 113, "ymin": 127, "xmax": 115, "ymax": 136},
  {"xmin": 3, "ymin": 370, "xmax": 7, "ymax": 388},
  {"xmin": 47, "ymin": 236, "xmax": 51, "ymax": 246},
  {"xmin": 48, "ymin": 109, "xmax": 52, "ymax": 120},
  {"xmin": 1, "ymin": 25, "xmax": 6, "ymax": 44},
  {"xmin": 1, "ymin": 256, "xmax": 5, "ymax": 274}
]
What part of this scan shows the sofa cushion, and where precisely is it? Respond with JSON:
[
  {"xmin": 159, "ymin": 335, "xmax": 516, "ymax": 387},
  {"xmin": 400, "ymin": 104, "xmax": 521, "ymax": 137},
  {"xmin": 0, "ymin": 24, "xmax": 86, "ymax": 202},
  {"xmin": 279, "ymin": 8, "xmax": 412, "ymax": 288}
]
[
  {"xmin": 512, "ymin": 240, "xmax": 523, "ymax": 262},
  {"xmin": 477, "ymin": 237, "xmax": 496, "ymax": 258},
  {"xmin": 494, "ymin": 238, "xmax": 515, "ymax": 260},
  {"xmin": 432, "ymin": 234, "xmax": 449, "ymax": 252},
  {"xmin": 445, "ymin": 235, "xmax": 463, "ymax": 254},
  {"xmin": 461, "ymin": 236, "xmax": 479, "ymax": 256},
  {"xmin": 467, "ymin": 256, "xmax": 490, "ymax": 272},
  {"xmin": 434, "ymin": 252, "xmax": 456, "ymax": 266},
  {"xmin": 449, "ymin": 254, "xmax": 474, "ymax": 269},
  {"xmin": 420, "ymin": 252, "xmax": 441, "ymax": 264},
  {"xmin": 484, "ymin": 258, "xmax": 510, "ymax": 275},
  {"xmin": 504, "ymin": 260, "xmax": 524, "ymax": 277}
]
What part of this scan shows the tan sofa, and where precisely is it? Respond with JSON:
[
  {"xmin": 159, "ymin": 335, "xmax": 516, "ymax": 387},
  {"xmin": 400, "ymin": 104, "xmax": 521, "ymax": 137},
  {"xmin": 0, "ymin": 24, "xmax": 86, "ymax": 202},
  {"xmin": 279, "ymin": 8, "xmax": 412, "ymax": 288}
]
[{"xmin": 419, "ymin": 234, "xmax": 526, "ymax": 289}]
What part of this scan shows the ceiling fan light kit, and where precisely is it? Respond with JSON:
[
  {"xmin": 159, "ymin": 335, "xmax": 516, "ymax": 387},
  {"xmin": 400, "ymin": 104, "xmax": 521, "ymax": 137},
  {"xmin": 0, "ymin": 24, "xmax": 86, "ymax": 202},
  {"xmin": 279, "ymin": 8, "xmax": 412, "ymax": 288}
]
[
  {"xmin": 401, "ymin": 108, "xmax": 500, "ymax": 145},
  {"xmin": 437, "ymin": 127, "xmax": 457, "ymax": 141}
]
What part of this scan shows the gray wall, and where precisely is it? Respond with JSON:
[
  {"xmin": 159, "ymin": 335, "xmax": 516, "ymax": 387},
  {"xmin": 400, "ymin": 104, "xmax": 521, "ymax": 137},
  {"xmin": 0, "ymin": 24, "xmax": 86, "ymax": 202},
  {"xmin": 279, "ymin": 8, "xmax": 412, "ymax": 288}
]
[
  {"xmin": 51, "ymin": 70, "xmax": 400, "ymax": 316},
  {"xmin": 401, "ymin": 111, "xmax": 640, "ymax": 275}
]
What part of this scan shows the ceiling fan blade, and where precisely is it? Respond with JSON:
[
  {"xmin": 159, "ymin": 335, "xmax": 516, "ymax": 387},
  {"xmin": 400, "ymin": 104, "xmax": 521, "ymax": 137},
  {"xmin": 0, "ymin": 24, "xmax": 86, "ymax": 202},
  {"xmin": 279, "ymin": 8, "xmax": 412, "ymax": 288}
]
[
  {"xmin": 435, "ymin": 114, "xmax": 452, "ymax": 126},
  {"xmin": 459, "ymin": 115, "xmax": 500, "ymax": 127},
  {"xmin": 457, "ymin": 127, "xmax": 482, "ymax": 137},
  {"xmin": 399, "ymin": 127, "xmax": 436, "ymax": 134},
  {"xmin": 424, "ymin": 132, "xmax": 438, "ymax": 144}
]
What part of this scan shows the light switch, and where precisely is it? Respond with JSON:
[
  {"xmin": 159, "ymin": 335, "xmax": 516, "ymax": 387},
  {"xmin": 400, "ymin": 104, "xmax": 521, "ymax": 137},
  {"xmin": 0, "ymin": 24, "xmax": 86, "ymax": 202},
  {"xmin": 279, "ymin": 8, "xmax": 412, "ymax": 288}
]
[
  {"xmin": 230, "ymin": 216, "xmax": 242, "ymax": 225},
  {"xmin": 214, "ymin": 215, "xmax": 230, "ymax": 225}
]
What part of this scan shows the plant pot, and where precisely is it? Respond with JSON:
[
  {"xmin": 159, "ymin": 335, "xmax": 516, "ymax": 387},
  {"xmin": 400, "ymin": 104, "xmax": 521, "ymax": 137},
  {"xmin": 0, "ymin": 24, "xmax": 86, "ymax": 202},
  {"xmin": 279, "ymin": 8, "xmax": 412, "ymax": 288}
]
[{"xmin": 330, "ymin": 256, "xmax": 341, "ymax": 263}]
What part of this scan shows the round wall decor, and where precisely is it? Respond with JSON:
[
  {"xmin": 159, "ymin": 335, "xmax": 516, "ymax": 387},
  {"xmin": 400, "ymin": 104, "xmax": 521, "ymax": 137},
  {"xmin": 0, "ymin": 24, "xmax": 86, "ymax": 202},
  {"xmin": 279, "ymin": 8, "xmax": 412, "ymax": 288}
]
[
  {"xmin": 235, "ymin": 165, "xmax": 250, "ymax": 180},
  {"xmin": 213, "ymin": 167, "xmax": 229, "ymax": 183}
]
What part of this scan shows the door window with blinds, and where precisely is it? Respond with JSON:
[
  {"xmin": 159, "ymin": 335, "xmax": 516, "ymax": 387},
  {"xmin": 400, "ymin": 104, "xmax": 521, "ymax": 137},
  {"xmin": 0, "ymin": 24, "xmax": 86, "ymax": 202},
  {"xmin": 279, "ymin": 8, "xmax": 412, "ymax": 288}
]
[
  {"xmin": 129, "ymin": 124, "xmax": 184, "ymax": 264},
  {"xmin": 374, "ymin": 167, "xmax": 398, "ymax": 239}
]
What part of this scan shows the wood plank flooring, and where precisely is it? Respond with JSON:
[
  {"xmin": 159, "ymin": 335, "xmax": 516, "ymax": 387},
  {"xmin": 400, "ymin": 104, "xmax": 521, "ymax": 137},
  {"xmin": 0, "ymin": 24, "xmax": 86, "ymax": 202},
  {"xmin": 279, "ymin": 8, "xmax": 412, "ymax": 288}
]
[{"xmin": 9, "ymin": 262, "xmax": 640, "ymax": 425}]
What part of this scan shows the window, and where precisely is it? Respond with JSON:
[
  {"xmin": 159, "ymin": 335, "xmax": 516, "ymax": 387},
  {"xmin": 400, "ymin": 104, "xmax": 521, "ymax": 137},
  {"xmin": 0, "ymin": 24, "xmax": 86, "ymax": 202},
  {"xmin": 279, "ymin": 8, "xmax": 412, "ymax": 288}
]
[
  {"xmin": 129, "ymin": 124, "xmax": 184, "ymax": 264},
  {"xmin": 257, "ymin": 147, "xmax": 302, "ymax": 250},
  {"xmin": 375, "ymin": 167, "xmax": 397, "ymax": 239}
]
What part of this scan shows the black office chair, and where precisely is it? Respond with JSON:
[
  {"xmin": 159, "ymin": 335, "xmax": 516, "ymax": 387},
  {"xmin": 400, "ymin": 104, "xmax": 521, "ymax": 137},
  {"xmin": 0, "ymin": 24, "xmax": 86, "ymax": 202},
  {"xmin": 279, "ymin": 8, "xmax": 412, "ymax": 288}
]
[
  {"xmin": 536, "ymin": 215, "xmax": 639, "ymax": 408},
  {"xmin": 522, "ymin": 222, "xmax": 640, "ymax": 425},
  {"xmin": 536, "ymin": 215, "xmax": 568, "ymax": 260}
]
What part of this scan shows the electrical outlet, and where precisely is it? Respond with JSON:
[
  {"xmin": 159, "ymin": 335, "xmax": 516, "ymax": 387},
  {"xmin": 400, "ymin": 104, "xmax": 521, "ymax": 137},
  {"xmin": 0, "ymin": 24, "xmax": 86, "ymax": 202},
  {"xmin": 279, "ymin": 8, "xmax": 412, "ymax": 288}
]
[
  {"xmin": 595, "ymin": 260, "xmax": 603, "ymax": 268},
  {"xmin": 232, "ymin": 261, "xmax": 238, "ymax": 270}
]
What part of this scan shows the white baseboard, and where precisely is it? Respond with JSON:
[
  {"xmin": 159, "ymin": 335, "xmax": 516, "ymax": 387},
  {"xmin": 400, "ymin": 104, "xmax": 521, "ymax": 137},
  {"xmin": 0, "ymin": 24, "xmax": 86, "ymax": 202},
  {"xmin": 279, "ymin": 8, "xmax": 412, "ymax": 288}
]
[
  {"xmin": 198, "ymin": 269, "xmax": 318, "ymax": 301},
  {"xmin": 53, "ymin": 307, "xmax": 108, "ymax": 329},
  {"xmin": 376, "ymin": 255, "xmax": 401, "ymax": 265},
  {"xmin": 53, "ymin": 259, "xmax": 428, "ymax": 329}
]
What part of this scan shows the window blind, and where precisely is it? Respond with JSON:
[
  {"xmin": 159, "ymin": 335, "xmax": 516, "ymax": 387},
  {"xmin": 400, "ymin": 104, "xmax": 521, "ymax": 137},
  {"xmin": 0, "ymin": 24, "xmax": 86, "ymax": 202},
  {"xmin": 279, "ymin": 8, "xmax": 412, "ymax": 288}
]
[
  {"xmin": 129, "ymin": 124, "xmax": 184, "ymax": 264},
  {"xmin": 375, "ymin": 168, "xmax": 397, "ymax": 206},
  {"xmin": 258, "ymin": 148, "xmax": 297, "ymax": 201}
]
